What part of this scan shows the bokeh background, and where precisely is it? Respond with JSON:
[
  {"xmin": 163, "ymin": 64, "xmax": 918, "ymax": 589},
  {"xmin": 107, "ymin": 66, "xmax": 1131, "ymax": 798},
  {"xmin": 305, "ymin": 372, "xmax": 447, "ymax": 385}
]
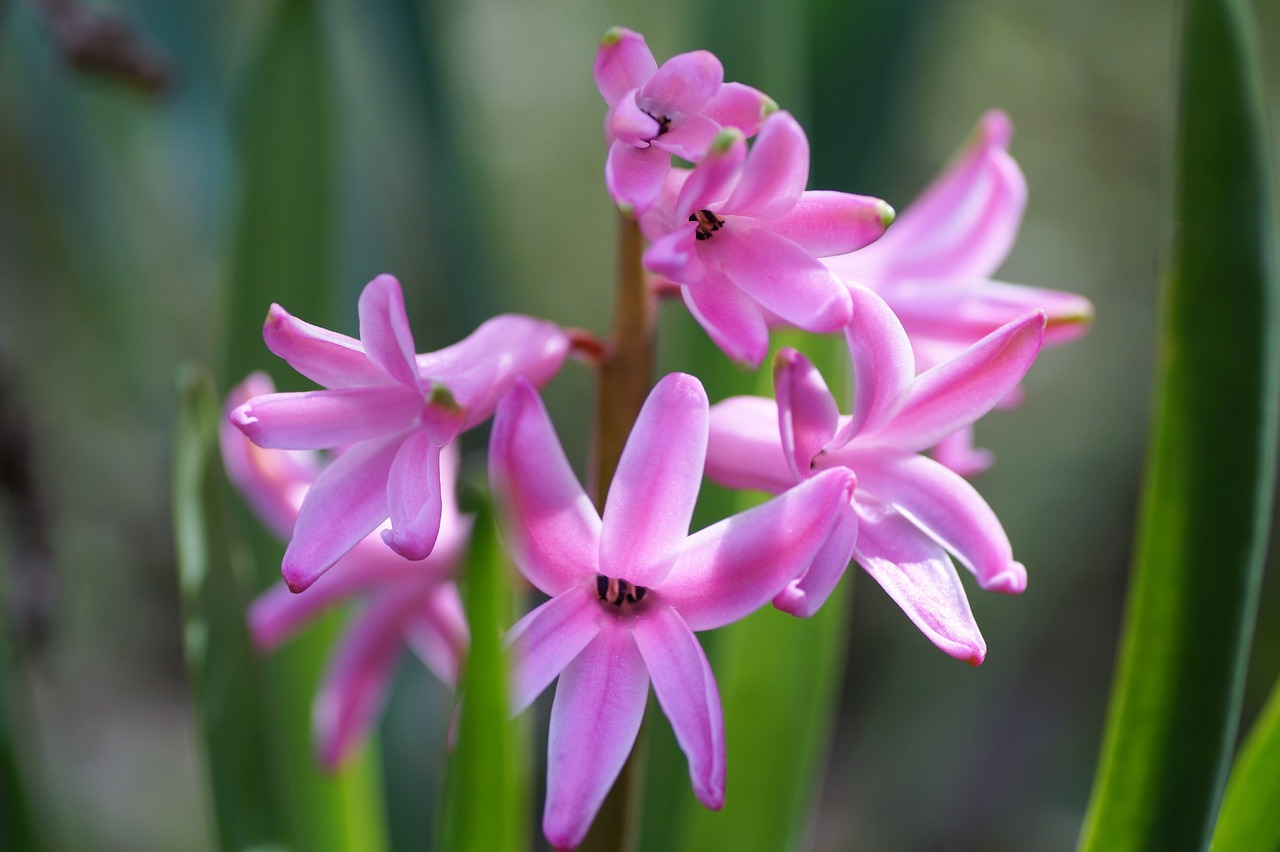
[{"xmin": 0, "ymin": 0, "xmax": 1278, "ymax": 849}]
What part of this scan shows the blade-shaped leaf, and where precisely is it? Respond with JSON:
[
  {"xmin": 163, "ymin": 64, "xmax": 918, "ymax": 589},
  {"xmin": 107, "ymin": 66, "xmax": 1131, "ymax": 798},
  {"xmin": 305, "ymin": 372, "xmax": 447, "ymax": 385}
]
[
  {"xmin": 1213, "ymin": 675, "xmax": 1280, "ymax": 850},
  {"xmin": 1077, "ymin": 0, "xmax": 1279, "ymax": 848}
]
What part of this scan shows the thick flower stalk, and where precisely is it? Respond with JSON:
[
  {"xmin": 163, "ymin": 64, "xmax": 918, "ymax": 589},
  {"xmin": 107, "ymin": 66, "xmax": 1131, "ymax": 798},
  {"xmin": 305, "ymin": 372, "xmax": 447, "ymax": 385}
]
[
  {"xmin": 221, "ymin": 374, "xmax": 470, "ymax": 769},
  {"xmin": 824, "ymin": 110, "xmax": 1093, "ymax": 473},
  {"xmin": 640, "ymin": 111, "xmax": 894, "ymax": 366},
  {"xmin": 594, "ymin": 26, "xmax": 776, "ymax": 214},
  {"xmin": 705, "ymin": 283, "xmax": 1046, "ymax": 663},
  {"xmin": 229, "ymin": 274, "xmax": 569, "ymax": 590},
  {"xmin": 489, "ymin": 373, "xmax": 855, "ymax": 849}
]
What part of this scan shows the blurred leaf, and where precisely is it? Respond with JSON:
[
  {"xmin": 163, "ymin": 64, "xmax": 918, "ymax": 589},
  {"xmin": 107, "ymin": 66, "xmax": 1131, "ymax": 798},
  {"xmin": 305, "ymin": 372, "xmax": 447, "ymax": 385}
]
[
  {"xmin": 1077, "ymin": 0, "xmax": 1280, "ymax": 848},
  {"xmin": 1214, "ymin": 676, "xmax": 1280, "ymax": 850},
  {"xmin": 441, "ymin": 493, "xmax": 529, "ymax": 852},
  {"xmin": 0, "ymin": 645, "xmax": 44, "ymax": 852}
]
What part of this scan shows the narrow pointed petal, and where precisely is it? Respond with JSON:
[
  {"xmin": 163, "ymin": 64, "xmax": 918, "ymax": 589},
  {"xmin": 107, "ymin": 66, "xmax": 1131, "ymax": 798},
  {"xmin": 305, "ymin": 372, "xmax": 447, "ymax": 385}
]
[
  {"xmin": 489, "ymin": 382, "xmax": 601, "ymax": 596},
  {"xmin": 312, "ymin": 591, "xmax": 415, "ymax": 770},
  {"xmin": 872, "ymin": 311, "xmax": 1046, "ymax": 453},
  {"xmin": 652, "ymin": 113, "xmax": 721, "ymax": 162},
  {"xmin": 772, "ymin": 499, "xmax": 858, "ymax": 617},
  {"xmin": 705, "ymin": 395, "xmax": 794, "ymax": 492},
  {"xmin": 594, "ymin": 27, "xmax": 657, "ymax": 106},
  {"xmin": 931, "ymin": 427, "xmax": 994, "ymax": 478},
  {"xmin": 640, "ymin": 50, "xmax": 723, "ymax": 116},
  {"xmin": 282, "ymin": 431, "xmax": 405, "ymax": 591},
  {"xmin": 644, "ymin": 225, "xmax": 705, "ymax": 283},
  {"xmin": 674, "ymin": 129, "xmax": 747, "ymax": 220},
  {"xmin": 607, "ymin": 90, "xmax": 662, "ymax": 147},
  {"xmin": 852, "ymin": 496, "xmax": 986, "ymax": 663},
  {"xmin": 720, "ymin": 111, "xmax": 808, "ymax": 219},
  {"xmin": 845, "ymin": 448, "xmax": 1025, "ymax": 594},
  {"xmin": 769, "ymin": 191, "xmax": 894, "ymax": 257},
  {"xmin": 505, "ymin": 587, "xmax": 602, "ymax": 717},
  {"xmin": 404, "ymin": 582, "xmax": 469, "ymax": 688},
  {"xmin": 358, "ymin": 274, "xmax": 422, "ymax": 392},
  {"xmin": 838, "ymin": 282, "xmax": 915, "ymax": 443},
  {"xmin": 703, "ymin": 81, "xmax": 775, "ymax": 137},
  {"xmin": 381, "ymin": 430, "xmax": 444, "ymax": 560},
  {"xmin": 606, "ymin": 141, "xmax": 669, "ymax": 214},
  {"xmin": 230, "ymin": 386, "xmax": 421, "ymax": 450},
  {"xmin": 710, "ymin": 227, "xmax": 852, "ymax": 332},
  {"xmin": 601, "ymin": 373, "xmax": 708, "ymax": 588},
  {"xmin": 663, "ymin": 468, "xmax": 856, "ymax": 631},
  {"xmin": 633, "ymin": 608, "xmax": 725, "ymax": 808},
  {"xmin": 774, "ymin": 348, "xmax": 839, "ymax": 478},
  {"xmin": 681, "ymin": 272, "xmax": 770, "ymax": 366},
  {"xmin": 262, "ymin": 304, "xmax": 384, "ymax": 388},
  {"xmin": 543, "ymin": 626, "xmax": 649, "ymax": 851}
]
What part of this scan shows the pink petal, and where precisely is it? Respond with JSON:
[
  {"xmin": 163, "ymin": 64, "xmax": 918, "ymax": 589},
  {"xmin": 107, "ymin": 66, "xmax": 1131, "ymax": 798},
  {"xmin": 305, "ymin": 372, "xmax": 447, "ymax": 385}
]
[
  {"xmin": 719, "ymin": 111, "xmax": 808, "ymax": 219},
  {"xmin": 851, "ymin": 495, "xmax": 985, "ymax": 663},
  {"xmin": 381, "ymin": 430, "xmax": 444, "ymax": 560},
  {"xmin": 543, "ymin": 625, "xmax": 649, "ymax": 851},
  {"xmin": 607, "ymin": 90, "xmax": 662, "ymax": 147},
  {"xmin": 652, "ymin": 113, "xmax": 721, "ymax": 162},
  {"xmin": 606, "ymin": 141, "xmax": 670, "ymax": 214},
  {"xmin": 230, "ymin": 386, "xmax": 421, "ymax": 450},
  {"xmin": 358, "ymin": 274, "xmax": 422, "ymax": 392},
  {"xmin": 768, "ymin": 191, "xmax": 894, "ymax": 257},
  {"xmin": 837, "ymin": 283, "xmax": 915, "ymax": 443},
  {"xmin": 681, "ymin": 271, "xmax": 770, "ymax": 366},
  {"xmin": 930, "ymin": 428, "xmax": 994, "ymax": 478},
  {"xmin": 662, "ymin": 467, "xmax": 856, "ymax": 631},
  {"xmin": 506, "ymin": 587, "xmax": 603, "ymax": 716},
  {"xmin": 489, "ymin": 382, "xmax": 601, "ymax": 596},
  {"xmin": 601, "ymin": 373, "xmax": 708, "ymax": 589},
  {"xmin": 709, "ymin": 227, "xmax": 852, "ymax": 333},
  {"xmin": 632, "ymin": 608, "xmax": 724, "ymax": 808},
  {"xmin": 705, "ymin": 395, "xmax": 794, "ymax": 492},
  {"xmin": 772, "ymin": 496, "xmax": 858, "ymax": 618},
  {"xmin": 639, "ymin": 50, "xmax": 723, "ymax": 117},
  {"xmin": 703, "ymin": 81, "xmax": 775, "ymax": 137},
  {"xmin": 262, "ymin": 305, "xmax": 384, "ymax": 389},
  {"xmin": 644, "ymin": 225, "xmax": 705, "ymax": 284},
  {"xmin": 594, "ymin": 27, "xmax": 657, "ymax": 107},
  {"xmin": 869, "ymin": 311, "xmax": 1045, "ymax": 453},
  {"xmin": 774, "ymin": 348, "xmax": 839, "ymax": 479},
  {"xmin": 674, "ymin": 129, "xmax": 747, "ymax": 220},
  {"xmin": 404, "ymin": 582, "xmax": 470, "ymax": 688},
  {"xmin": 842, "ymin": 447, "xmax": 1025, "ymax": 594},
  {"xmin": 312, "ymin": 591, "xmax": 417, "ymax": 770},
  {"xmin": 282, "ymin": 431, "xmax": 405, "ymax": 591}
]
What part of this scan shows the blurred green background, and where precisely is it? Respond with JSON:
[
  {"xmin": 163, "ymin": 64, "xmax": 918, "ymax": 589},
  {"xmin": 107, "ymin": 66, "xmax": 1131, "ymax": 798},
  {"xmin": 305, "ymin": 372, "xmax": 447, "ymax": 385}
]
[{"xmin": 0, "ymin": 0, "xmax": 1277, "ymax": 849}]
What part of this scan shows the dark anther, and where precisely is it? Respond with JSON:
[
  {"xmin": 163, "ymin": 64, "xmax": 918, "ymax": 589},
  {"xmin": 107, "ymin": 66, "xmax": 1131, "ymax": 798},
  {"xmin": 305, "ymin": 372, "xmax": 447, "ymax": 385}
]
[
  {"xmin": 689, "ymin": 209, "xmax": 725, "ymax": 241},
  {"xmin": 595, "ymin": 574, "xmax": 649, "ymax": 608}
]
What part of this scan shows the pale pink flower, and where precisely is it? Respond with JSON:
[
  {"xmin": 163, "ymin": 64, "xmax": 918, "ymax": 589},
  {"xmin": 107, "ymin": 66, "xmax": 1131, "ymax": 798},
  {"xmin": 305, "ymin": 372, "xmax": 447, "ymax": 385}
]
[
  {"xmin": 595, "ymin": 26, "xmax": 775, "ymax": 214},
  {"xmin": 824, "ymin": 110, "xmax": 1093, "ymax": 474},
  {"xmin": 705, "ymin": 284, "xmax": 1046, "ymax": 663},
  {"xmin": 490, "ymin": 373, "xmax": 855, "ymax": 850},
  {"xmin": 640, "ymin": 111, "xmax": 894, "ymax": 367},
  {"xmin": 229, "ymin": 274, "xmax": 569, "ymax": 590},
  {"xmin": 222, "ymin": 374, "xmax": 470, "ymax": 770}
]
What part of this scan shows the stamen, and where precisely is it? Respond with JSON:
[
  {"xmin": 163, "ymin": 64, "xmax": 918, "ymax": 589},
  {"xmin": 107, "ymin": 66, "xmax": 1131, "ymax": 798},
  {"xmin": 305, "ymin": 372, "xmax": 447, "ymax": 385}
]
[
  {"xmin": 689, "ymin": 209, "xmax": 726, "ymax": 241},
  {"xmin": 595, "ymin": 574, "xmax": 650, "ymax": 608}
]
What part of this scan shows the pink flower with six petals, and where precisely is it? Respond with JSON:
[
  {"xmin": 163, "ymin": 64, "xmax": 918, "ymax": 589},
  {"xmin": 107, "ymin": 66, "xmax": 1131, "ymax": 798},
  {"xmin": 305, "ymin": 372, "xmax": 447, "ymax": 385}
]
[
  {"xmin": 230, "ymin": 274, "xmax": 568, "ymax": 591},
  {"xmin": 489, "ymin": 373, "xmax": 855, "ymax": 850},
  {"xmin": 705, "ymin": 284, "xmax": 1046, "ymax": 663}
]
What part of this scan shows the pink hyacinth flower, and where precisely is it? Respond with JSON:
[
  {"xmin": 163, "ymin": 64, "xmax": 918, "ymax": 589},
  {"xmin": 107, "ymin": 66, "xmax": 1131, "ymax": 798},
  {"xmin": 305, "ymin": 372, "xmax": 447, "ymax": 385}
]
[
  {"xmin": 222, "ymin": 374, "xmax": 470, "ymax": 770},
  {"xmin": 229, "ymin": 274, "xmax": 569, "ymax": 591},
  {"xmin": 641, "ymin": 111, "xmax": 894, "ymax": 367},
  {"xmin": 706, "ymin": 284, "xmax": 1046, "ymax": 664},
  {"xmin": 595, "ymin": 26, "xmax": 776, "ymax": 214},
  {"xmin": 490, "ymin": 373, "xmax": 855, "ymax": 850},
  {"xmin": 824, "ymin": 110, "xmax": 1093, "ymax": 474}
]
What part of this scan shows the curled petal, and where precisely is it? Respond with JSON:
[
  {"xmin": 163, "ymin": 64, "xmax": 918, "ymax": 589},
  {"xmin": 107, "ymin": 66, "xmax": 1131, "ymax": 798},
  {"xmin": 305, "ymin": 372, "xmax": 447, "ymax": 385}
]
[
  {"xmin": 640, "ymin": 50, "xmax": 722, "ymax": 117},
  {"xmin": 662, "ymin": 468, "xmax": 856, "ymax": 631},
  {"xmin": 710, "ymin": 227, "xmax": 852, "ymax": 333},
  {"xmin": 674, "ymin": 129, "xmax": 747, "ymax": 220},
  {"xmin": 769, "ymin": 191, "xmax": 894, "ymax": 258},
  {"xmin": 543, "ymin": 626, "xmax": 649, "ymax": 851},
  {"xmin": 774, "ymin": 348, "xmax": 839, "ymax": 479},
  {"xmin": 633, "ymin": 608, "xmax": 725, "ymax": 808},
  {"xmin": 594, "ymin": 27, "xmax": 658, "ymax": 107},
  {"xmin": 505, "ymin": 587, "xmax": 602, "ymax": 716},
  {"xmin": 837, "ymin": 283, "xmax": 915, "ymax": 444},
  {"xmin": 644, "ymin": 225, "xmax": 705, "ymax": 284},
  {"xmin": 652, "ymin": 113, "xmax": 721, "ymax": 162},
  {"xmin": 720, "ymin": 111, "xmax": 808, "ymax": 219},
  {"xmin": 230, "ymin": 386, "xmax": 421, "ymax": 450},
  {"xmin": 843, "ymin": 448, "xmax": 1025, "ymax": 594},
  {"xmin": 404, "ymin": 582, "xmax": 470, "ymax": 688},
  {"xmin": 705, "ymin": 395, "xmax": 794, "ymax": 493},
  {"xmin": 851, "ymin": 495, "xmax": 985, "ymax": 663},
  {"xmin": 703, "ymin": 81, "xmax": 775, "ymax": 137},
  {"xmin": 772, "ymin": 498, "xmax": 858, "ymax": 617},
  {"xmin": 262, "ymin": 305, "xmax": 383, "ymax": 389},
  {"xmin": 607, "ymin": 90, "xmax": 662, "ymax": 147},
  {"xmin": 489, "ymin": 382, "xmax": 601, "ymax": 596},
  {"xmin": 681, "ymin": 271, "xmax": 769, "ymax": 367},
  {"xmin": 381, "ymin": 431, "xmax": 444, "ymax": 560},
  {"xmin": 602, "ymin": 373, "xmax": 708, "ymax": 589},
  {"xmin": 358, "ymin": 274, "xmax": 422, "ymax": 393},
  {"xmin": 606, "ymin": 141, "xmax": 670, "ymax": 214}
]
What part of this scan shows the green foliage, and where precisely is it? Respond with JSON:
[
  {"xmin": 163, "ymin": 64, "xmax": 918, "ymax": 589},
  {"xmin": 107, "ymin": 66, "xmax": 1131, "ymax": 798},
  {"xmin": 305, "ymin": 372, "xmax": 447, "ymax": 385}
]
[{"xmin": 1214, "ymin": 677, "xmax": 1280, "ymax": 850}]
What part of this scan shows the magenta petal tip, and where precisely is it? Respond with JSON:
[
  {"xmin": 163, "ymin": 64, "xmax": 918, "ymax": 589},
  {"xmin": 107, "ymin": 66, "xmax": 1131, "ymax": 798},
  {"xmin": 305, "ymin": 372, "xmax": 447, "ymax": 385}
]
[
  {"xmin": 980, "ymin": 109, "xmax": 1013, "ymax": 147},
  {"xmin": 982, "ymin": 562, "xmax": 1027, "ymax": 595}
]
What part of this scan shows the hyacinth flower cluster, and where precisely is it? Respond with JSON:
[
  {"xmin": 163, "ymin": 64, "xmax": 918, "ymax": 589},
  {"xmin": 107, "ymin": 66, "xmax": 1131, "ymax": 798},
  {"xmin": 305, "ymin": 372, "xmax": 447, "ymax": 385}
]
[{"xmin": 222, "ymin": 25, "xmax": 1092, "ymax": 851}]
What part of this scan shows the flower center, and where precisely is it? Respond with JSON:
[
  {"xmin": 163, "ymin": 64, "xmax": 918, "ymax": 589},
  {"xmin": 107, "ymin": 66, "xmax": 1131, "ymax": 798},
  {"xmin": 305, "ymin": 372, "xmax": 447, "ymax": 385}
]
[
  {"xmin": 642, "ymin": 109, "xmax": 672, "ymax": 139},
  {"xmin": 689, "ymin": 209, "xmax": 726, "ymax": 241},
  {"xmin": 596, "ymin": 574, "xmax": 648, "ymax": 608}
]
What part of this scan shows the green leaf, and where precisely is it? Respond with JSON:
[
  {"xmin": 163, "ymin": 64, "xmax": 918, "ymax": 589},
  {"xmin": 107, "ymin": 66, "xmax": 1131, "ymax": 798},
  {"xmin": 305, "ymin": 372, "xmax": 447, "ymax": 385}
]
[
  {"xmin": 441, "ymin": 491, "xmax": 529, "ymax": 852},
  {"xmin": 1214, "ymin": 676, "xmax": 1280, "ymax": 850},
  {"xmin": 1076, "ymin": 0, "xmax": 1280, "ymax": 848}
]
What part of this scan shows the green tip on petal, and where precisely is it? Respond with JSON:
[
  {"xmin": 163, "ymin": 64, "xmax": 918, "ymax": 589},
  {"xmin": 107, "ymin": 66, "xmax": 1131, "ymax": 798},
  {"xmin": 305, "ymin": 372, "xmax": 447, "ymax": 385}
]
[
  {"xmin": 710, "ymin": 128, "xmax": 744, "ymax": 153},
  {"xmin": 429, "ymin": 383, "xmax": 462, "ymax": 412},
  {"xmin": 617, "ymin": 201, "xmax": 636, "ymax": 218},
  {"xmin": 601, "ymin": 27, "xmax": 624, "ymax": 45},
  {"xmin": 760, "ymin": 96, "xmax": 780, "ymax": 118},
  {"xmin": 878, "ymin": 200, "xmax": 896, "ymax": 229}
]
